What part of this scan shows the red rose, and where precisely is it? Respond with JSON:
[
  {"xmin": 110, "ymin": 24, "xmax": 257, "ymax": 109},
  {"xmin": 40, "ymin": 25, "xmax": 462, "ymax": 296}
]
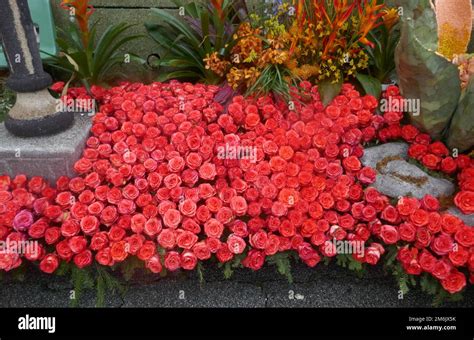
[
  {"xmin": 80, "ymin": 215, "xmax": 99, "ymax": 235},
  {"xmin": 454, "ymin": 191, "xmax": 474, "ymax": 214},
  {"xmin": 441, "ymin": 214, "xmax": 463, "ymax": 234},
  {"xmin": 157, "ymin": 228, "xmax": 176, "ymax": 249},
  {"xmin": 430, "ymin": 233, "xmax": 454, "ymax": 256},
  {"xmin": 164, "ymin": 251, "xmax": 181, "ymax": 271},
  {"xmin": 429, "ymin": 141, "xmax": 449, "ymax": 157},
  {"xmin": 364, "ymin": 246, "xmax": 382, "ymax": 265},
  {"xmin": 216, "ymin": 243, "xmax": 233, "ymax": 263},
  {"xmin": 199, "ymin": 162, "xmax": 217, "ymax": 180},
  {"xmin": 227, "ymin": 234, "xmax": 246, "ymax": 254},
  {"xmin": 432, "ymin": 260, "xmax": 451, "ymax": 280},
  {"xmin": 420, "ymin": 195, "xmax": 439, "ymax": 212},
  {"xmin": 176, "ymin": 230, "xmax": 198, "ymax": 249},
  {"xmin": 146, "ymin": 255, "xmax": 163, "ymax": 273},
  {"xmin": 90, "ymin": 231, "xmax": 108, "ymax": 251},
  {"xmin": 189, "ymin": 241, "xmax": 209, "ymax": 260},
  {"xmin": 73, "ymin": 250, "xmax": 93, "ymax": 269},
  {"xmin": 440, "ymin": 157, "xmax": 457, "ymax": 174},
  {"xmin": 399, "ymin": 222, "xmax": 416, "ymax": 242},
  {"xmin": 448, "ymin": 246, "xmax": 469, "ymax": 267},
  {"xmin": 230, "ymin": 196, "xmax": 248, "ymax": 216},
  {"xmin": 441, "ymin": 270, "xmax": 466, "ymax": 294},
  {"xmin": 179, "ymin": 199, "xmax": 197, "ymax": 217},
  {"xmin": 39, "ymin": 254, "xmax": 59, "ymax": 274},
  {"xmin": 455, "ymin": 226, "xmax": 474, "ymax": 247},
  {"xmin": 410, "ymin": 209, "xmax": 429, "ymax": 227},
  {"xmin": 357, "ymin": 167, "xmax": 376, "ymax": 184},
  {"xmin": 110, "ymin": 241, "xmax": 128, "ymax": 262},
  {"xmin": 163, "ymin": 209, "xmax": 182, "ymax": 229},
  {"xmin": 204, "ymin": 218, "xmax": 224, "ymax": 238},
  {"xmin": 68, "ymin": 236, "xmax": 87, "ymax": 254},
  {"xmin": 56, "ymin": 240, "xmax": 73, "ymax": 260},
  {"xmin": 419, "ymin": 250, "xmax": 436, "ymax": 272},
  {"xmin": 421, "ymin": 153, "xmax": 441, "ymax": 170},
  {"xmin": 380, "ymin": 225, "xmax": 399, "ymax": 244},
  {"xmin": 180, "ymin": 251, "xmax": 198, "ymax": 270},
  {"xmin": 407, "ymin": 144, "xmax": 428, "ymax": 160},
  {"xmin": 137, "ymin": 241, "xmax": 156, "ymax": 261},
  {"xmin": 242, "ymin": 249, "xmax": 265, "ymax": 270},
  {"xmin": 44, "ymin": 227, "xmax": 61, "ymax": 245}
]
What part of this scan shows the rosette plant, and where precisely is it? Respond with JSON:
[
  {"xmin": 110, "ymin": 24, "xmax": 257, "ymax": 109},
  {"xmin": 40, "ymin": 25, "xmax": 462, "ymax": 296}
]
[
  {"xmin": 395, "ymin": 0, "xmax": 474, "ymax": 151},
  {"xmin": 45, "ymin": 0, "xmax": 143, "ymax": 90},
  {"xmin": 145, "ymin": 0, "xmax": 248, "ymax": 84}
]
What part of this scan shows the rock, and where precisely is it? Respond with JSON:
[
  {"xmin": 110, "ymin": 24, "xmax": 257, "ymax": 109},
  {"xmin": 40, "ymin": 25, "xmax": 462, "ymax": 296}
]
[
  {"xmin": 446, "ymin": 207, "xmax": 474, "ymax": 227},
  {"xmin": 362, "ymin": 143, "xmax": 455, "ymax": 199},
  {"xmin": 361, "ymin": 142, "xmax": 409, "ymax": 169}
]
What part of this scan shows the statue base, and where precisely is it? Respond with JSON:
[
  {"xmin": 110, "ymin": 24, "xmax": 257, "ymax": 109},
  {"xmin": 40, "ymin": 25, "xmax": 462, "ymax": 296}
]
[{"xmin": 0, "ymin": 115, "xmax": 91, "ymax": 185}]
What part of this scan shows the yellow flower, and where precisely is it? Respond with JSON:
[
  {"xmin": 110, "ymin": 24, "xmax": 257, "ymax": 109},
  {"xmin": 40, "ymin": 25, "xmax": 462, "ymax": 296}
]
[{"xmin": 382, "ymin": 8, "xmax": 399, "ymax": 31}]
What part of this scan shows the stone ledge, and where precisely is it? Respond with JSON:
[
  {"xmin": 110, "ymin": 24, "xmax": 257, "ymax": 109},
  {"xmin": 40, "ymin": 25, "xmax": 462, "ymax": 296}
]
[{"xmin": 0, "ymin": 115, "xmax": 91, "ymax": 185}]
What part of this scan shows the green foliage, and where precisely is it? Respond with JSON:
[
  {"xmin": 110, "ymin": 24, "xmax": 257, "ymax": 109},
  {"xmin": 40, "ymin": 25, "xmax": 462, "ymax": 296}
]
[
  {"xmin": 196, "ymin": 262, "xmax": 205, "ymax": 284},
  {"xmin": 356, "ymin": 73, "xmax": 382, "ymax": 99},
  {"xmin": 420, "ymin": 274, "xmax": 464, "ymax": 307},
  {"xmin": 391, "ymin": 263, "xmax": 415, "ymax": 295},
  {"xmin": 145, "ymin": 0, "xmax": 245, "ymax": 84},
  {"xmin": 266, "ymin": 252, "xmax": 293, "ymax": 284},
  {"xmin": 70, "ymin": 266, "xmax": 94, "ymax": 307},
  {"xmin": 364, "ymin": 20, "xmax": 400, "ymax": 85},
  {"xmin": 318, "ymin": 79, "xmax": 343, "ymax": 107},
  {"xmin": 120, "ymin": 256, "xmax": 144, "ymax": 281},
  {"xmin": 45, "ymin": 20, "xmax": 143, "ymax": 89},
  {"xmin": 336, "ymin": 254, "xmax": 365, "ymax": 276},
  {"xmin": 246, "ymin": 64, "xmax": 297, "ymax": 101},
  {"xmin": 96, "ymin": 266, "xmax": 125, "ymax": 307},
  {"xmin": 0, "ymin": 79, "xmax": 15, "ymax": 122},
  {"xmin": 220, "ymin": 253, "xmax": 246, "ymax": 279}
]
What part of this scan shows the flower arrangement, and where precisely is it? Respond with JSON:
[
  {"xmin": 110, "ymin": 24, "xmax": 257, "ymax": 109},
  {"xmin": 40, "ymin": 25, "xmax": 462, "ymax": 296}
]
[{"xmin": 0, "ymin": 79, "xmax": 472, "ymax": 306}]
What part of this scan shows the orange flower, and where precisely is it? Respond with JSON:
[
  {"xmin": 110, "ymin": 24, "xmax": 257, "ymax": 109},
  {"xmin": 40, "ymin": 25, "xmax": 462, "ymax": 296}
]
[
  {"xmin": 61, "ymin": 0, "xmax": 95, "ymax": 45},
  {"xmin": 210, "ymin": 0, "xmax": 225, "ymax": 21}
]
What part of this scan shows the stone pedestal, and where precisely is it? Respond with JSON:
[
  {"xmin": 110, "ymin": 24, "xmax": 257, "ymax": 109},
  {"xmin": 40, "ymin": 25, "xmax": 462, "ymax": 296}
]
[{"xmin": 0, "ymin": 115, "xmax": 91, "ymax": 185}]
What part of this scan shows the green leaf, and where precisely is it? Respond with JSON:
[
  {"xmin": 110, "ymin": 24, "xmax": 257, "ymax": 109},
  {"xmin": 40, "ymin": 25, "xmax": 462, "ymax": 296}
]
[
  {"xmin": 266, "ymin": 252, "xmax": 293, "ymax": 284},
  {"xmin": 356, "ymin": 73, "xmax": 382, "ymax": 99},
  {"xmin": 318, "ymin": 79, "xmax": 343, "ymax": 107},
  {"xmin": 223, "ymin": 262, "xmax": 233, "ymax": 279},
  {"xmin": 120, "ymin": 256, "xmax": 144, "ymax": 281}
]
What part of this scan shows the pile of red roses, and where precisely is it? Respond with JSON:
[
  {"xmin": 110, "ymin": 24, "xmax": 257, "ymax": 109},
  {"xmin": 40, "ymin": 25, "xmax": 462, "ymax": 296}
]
[{"xmin": 0, "ymin": 81, "xmax": 472, "ymax": 295}]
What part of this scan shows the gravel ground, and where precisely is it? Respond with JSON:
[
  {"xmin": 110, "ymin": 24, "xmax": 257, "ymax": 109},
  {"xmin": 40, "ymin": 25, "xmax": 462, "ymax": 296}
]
[{"xmin": 0, "ymin": 262, "xmax": 473, "ymax": 308}]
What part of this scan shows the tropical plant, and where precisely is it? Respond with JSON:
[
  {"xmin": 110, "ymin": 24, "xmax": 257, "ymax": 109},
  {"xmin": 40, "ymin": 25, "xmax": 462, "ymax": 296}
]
[
  {"xmin": 145, "ymin": 0, "xmax": 247, "ymax": 84},
  {"xmin": 394, "ymin": 0, "xmax": 474, "ymax": 151},
  {"xmin": 356, "ymin": 7, "xmax": 400, "ymax": 98},
  {"xmin": 45, "ymin": 0, "xmax": 143, "ymax": 90}
]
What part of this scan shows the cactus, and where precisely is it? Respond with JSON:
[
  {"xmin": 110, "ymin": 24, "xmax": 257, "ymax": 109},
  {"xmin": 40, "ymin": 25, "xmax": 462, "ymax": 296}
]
[{"xmin": 395, "ymin": 0, "xmax": 474, "ymax": 151}]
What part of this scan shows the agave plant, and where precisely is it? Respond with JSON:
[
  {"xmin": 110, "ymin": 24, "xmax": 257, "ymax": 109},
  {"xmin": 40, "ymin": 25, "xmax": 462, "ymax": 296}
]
[
  {"xmin": 145, "ymin": 0, "xmax": 247, "ymax": 84},
  {"xmin": 395, "ymin": 0, "xmax": 474, "ymax": 151},
  {"xmin": 45, "ymin": 0, "xmax": 143, "ymax": 89}
]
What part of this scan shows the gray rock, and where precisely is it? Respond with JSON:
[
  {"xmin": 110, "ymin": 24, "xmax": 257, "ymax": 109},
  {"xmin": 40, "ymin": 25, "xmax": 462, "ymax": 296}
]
[
  {"xmin": 362, "ymin": 143, "xmax": 455, "ymax": 199},
  {"xmin": 0, "ymin": 114, "xmax": 91, "ymax": 185},
  {"xmin": 375, "ymin": 160, "xmax": 455, "ymax": 199},
  {"xmin": 361, "ymin": 142, "xmax": 409, "ymax": 169},
  {"xmin": 446, "ymin": 207, "xmax": 474, "ymax": 227}
]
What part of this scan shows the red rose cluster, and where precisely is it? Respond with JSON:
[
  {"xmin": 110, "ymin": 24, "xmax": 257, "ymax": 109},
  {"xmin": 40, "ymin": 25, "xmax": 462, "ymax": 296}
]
[{"xmin": 0, "ymin": 81, "xmax": 472, "ymax": 295}]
